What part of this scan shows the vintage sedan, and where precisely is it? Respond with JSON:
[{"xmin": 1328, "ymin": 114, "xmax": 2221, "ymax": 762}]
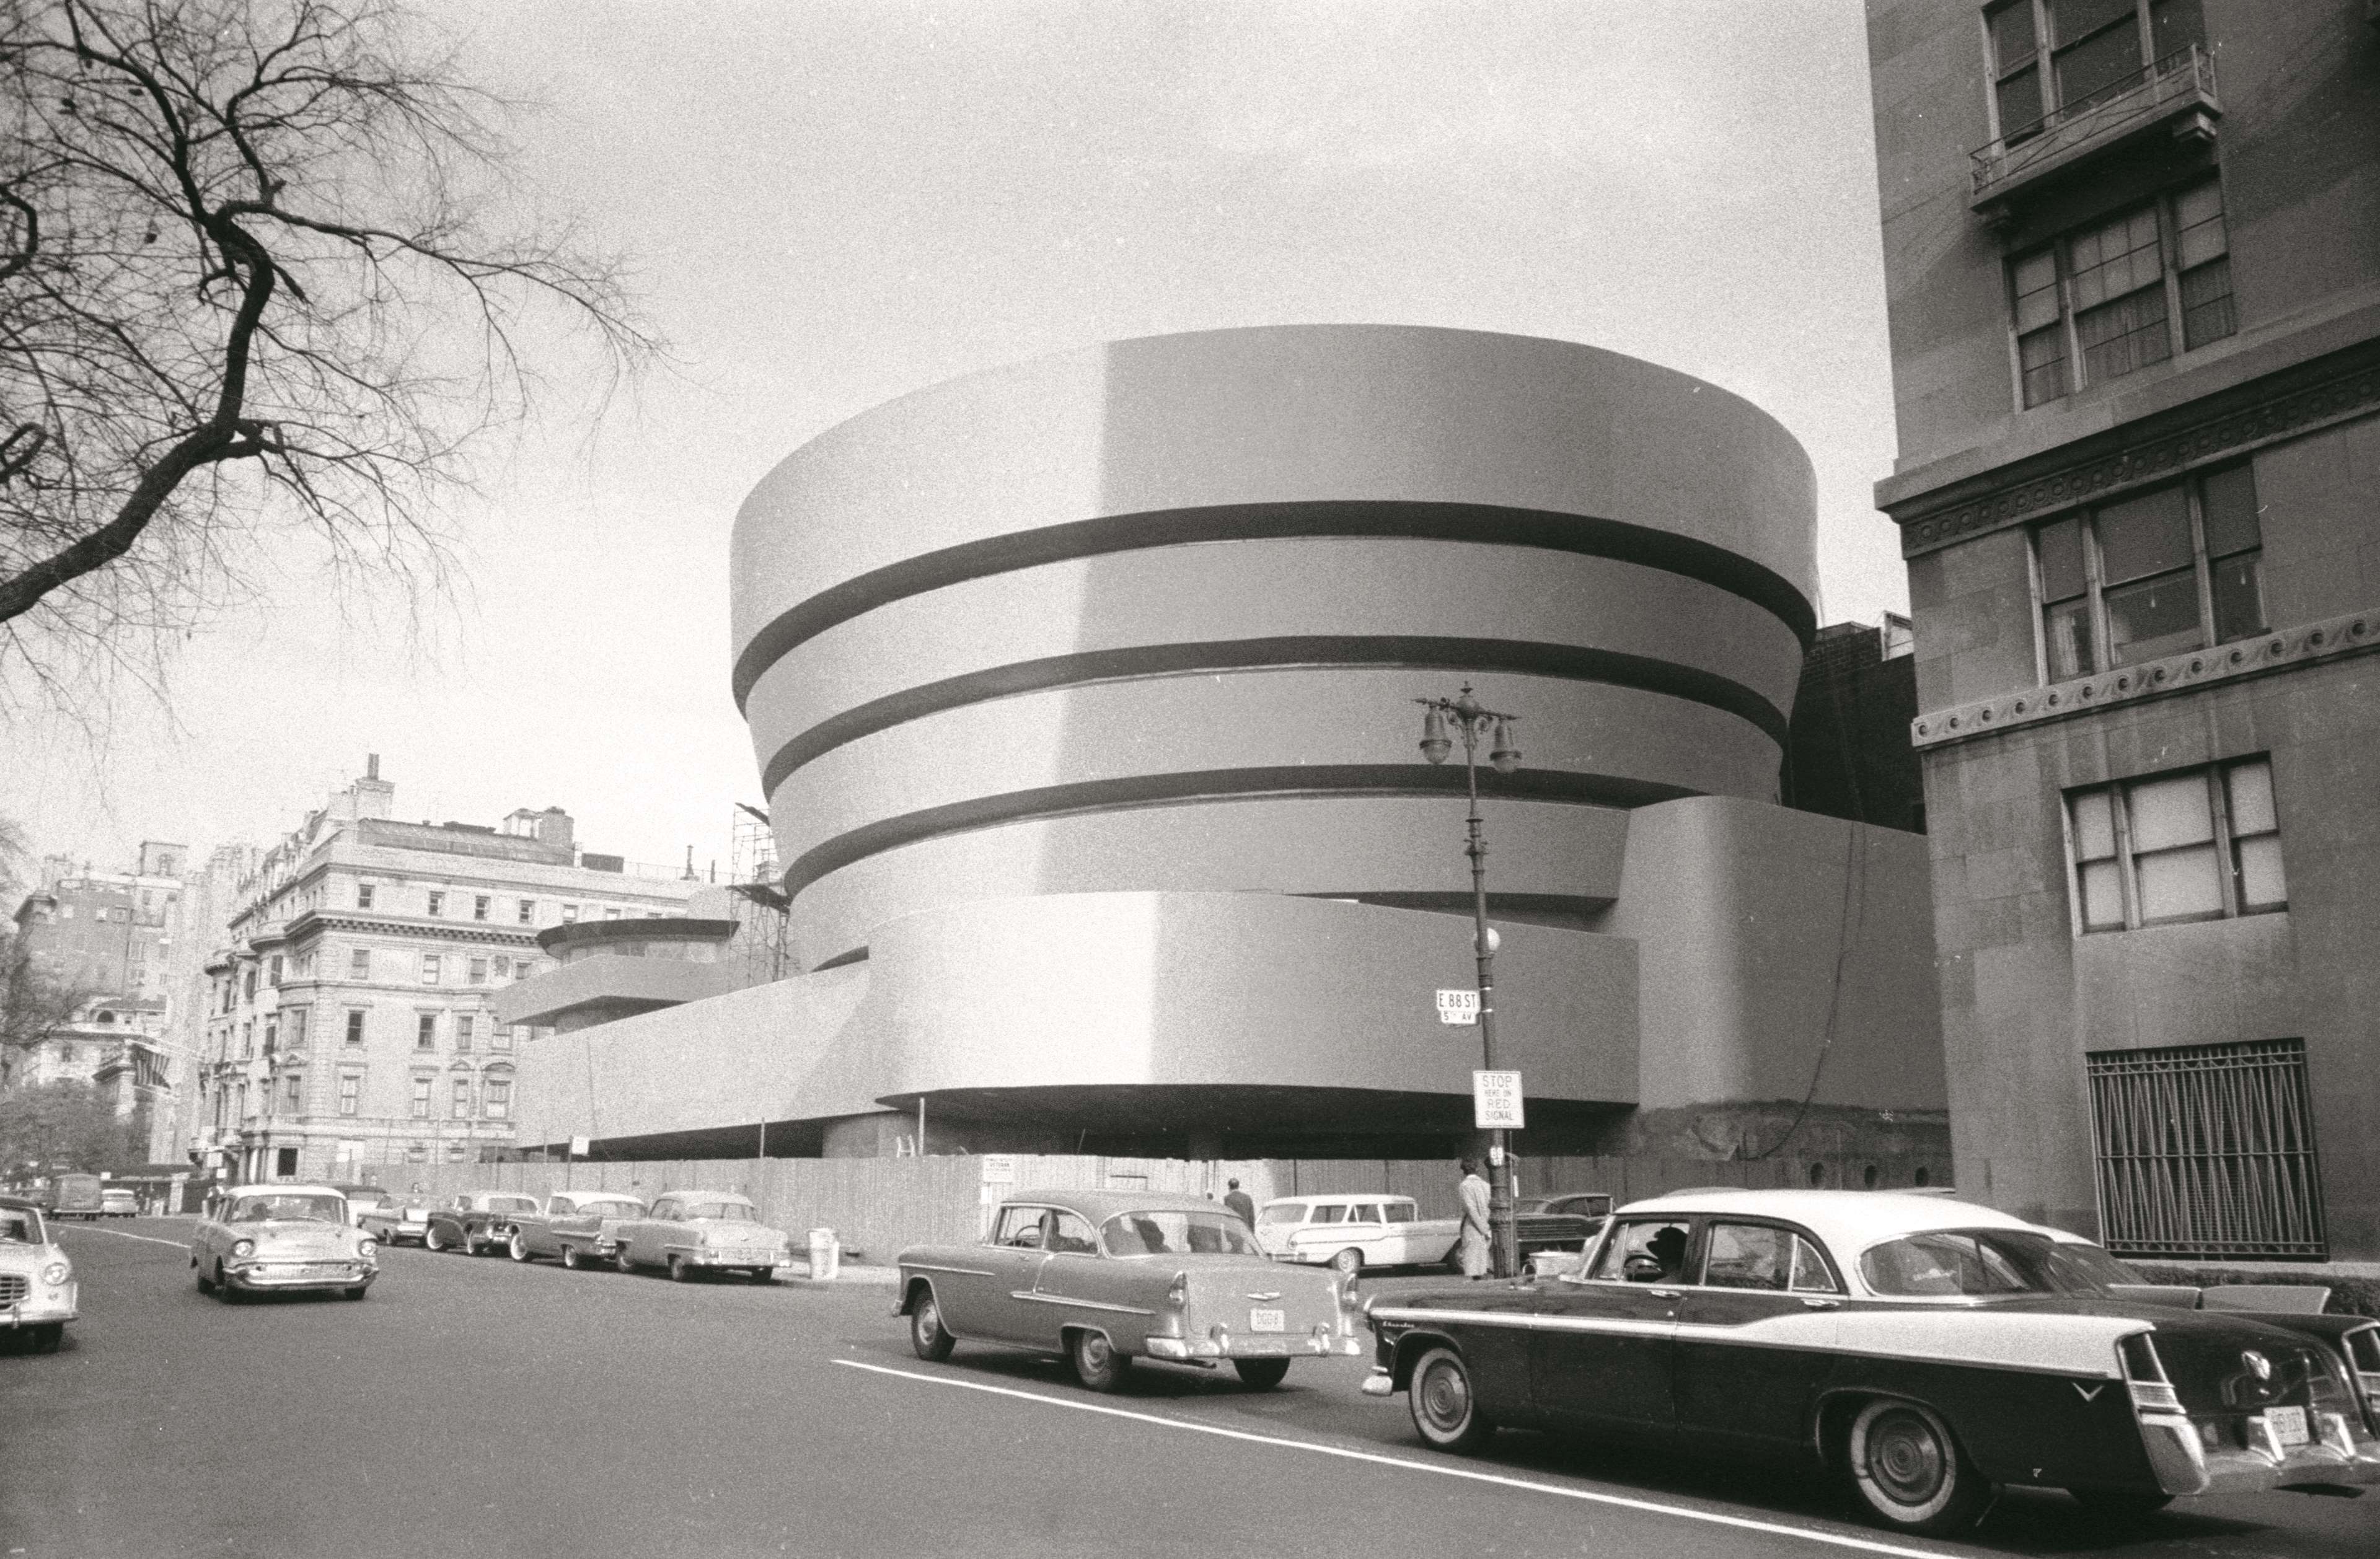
[
  {"xmin": 0, "ymin": 1197, "xmax": 76, "ymax": 1352},
  {"xmin": 423, "ymin": 1192, "xmax": 544, "ymax": 1256},
  {"xmin": 1362, "ymin": 1188, "xmax": 2380, "ymax": 1535},
  {"xmin": 190, "ymin": 1185, "xmax": 377, "ymax": 1301},
  {"xmin": 505, "ymin": 1191, "xmax": 648, "ymax": 1268},
  {"xmin": 358, "ymin": 1197, "xmax": 433, "ymax": 1245},
  {"xmin": 612, "ymin": 1192, "xmax": 796, "ymax": 1281},
  {"xmin": 896, "ymin": 1189, "xmax": 1366, "ymax": 1392}
]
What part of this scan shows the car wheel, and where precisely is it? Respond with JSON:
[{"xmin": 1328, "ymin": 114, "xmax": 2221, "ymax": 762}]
[
  {"xmin": 561, "ymin": 1244, "xmax": 583, "ymax": 1270},
  {"xmin": 508, "ymin": 1233, "xmax": 531, "ymax": 1263},
  {"xmin": 615, "ymin": 1247, "xmax": 635, "ymax": 1274},
  {"xmin": 1069, "ymin": 1329, "xmax": 1129, "ymax": 1392},
  {"xmin": 1846, "ymin": 1397, "xmax": 1991, "ymax": 1535},
  {"xmin": 2068, "ymin": 1488, "xmax": 2172, "ymax": 1521},
  {"xmin": 749, "ymin": 1267, "xmax": 776, "ymax": 1284},
  {"xmin": 195, "ymin": 1261, "xmax": 215, "ymax": 1294},
  {"xmin": 342, "ymin": 1285, "xmax": 369, "ymax": 1301},
  {"xmin": 1408, "ymin": 1345, "xmax": 1495, "ymax": 1452},
  {"xmin": 1331, "ymin": 1247, "xmax": 1365, "ymax": 1278},
  {"xmin": 909, "ymin": 1288, "xmax": 957, "ymax": 1361},
  {"xmin": 30, "ymin": 1324, "xmax": 62, "ymax": 1353},
  {"xmin": 424, "ymin": 1224, "xmax": 447, "ymax": 1254},
  {"xmin": 668, "ymin": 1255, "xmax": 691, "ymax": 1283},
  {"xmin": 1234, "ymin": 1358, "xmax": 1292, "ymax": 1390},
  {"xmin": 464, "ymin": 1233, "xmax": 483, "ymax": 1257},
  {"xmin": 213, "ymin": 1261, "xmax": 241, "ymax": 1304}
]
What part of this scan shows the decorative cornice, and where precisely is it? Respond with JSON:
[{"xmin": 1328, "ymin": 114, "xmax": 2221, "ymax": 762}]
[
  {"xmin": 1912, "ymin": 606, "xmax": 2380, "ymax": 750},
  {"xmin": 290, "ymin": 910, "xmax": 540, "ymax": 948},
  {"xmin": 1894, "ymin": 348, "xmax": 2380, "ymax": 560}
]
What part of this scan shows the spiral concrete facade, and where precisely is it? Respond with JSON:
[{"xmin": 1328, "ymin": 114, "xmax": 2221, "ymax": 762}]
[{"xmin": 513, "ymin": 327, "xmax": 1946, "ymax": 1159}]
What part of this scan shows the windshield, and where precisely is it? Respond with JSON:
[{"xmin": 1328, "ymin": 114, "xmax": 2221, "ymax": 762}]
[
  {"xmin": 228, "ymin": 1194, "xmax": 345, "ymax": 1224},
  {"xmin": 2045, "ymin": 1241, "xmax": 2147, "ymax": 1289},
  {"xmin": 1859, "ymin": 1228, "xmax": 2110, "ymax": 1298},
  {"xmin": 684, "ymin": 1202, "xmax": 756, "ymax": 1221},
  {"xmin": 0, "ymin": 1210, "xmax": 40, "ymax": 1242},
  {"xmin": 485, "ymin": 1197, "xmax": 539, "ymax": 1213},
  {"xmin": 1102, "ymin": 1211, "xmax": 1263, "ymax": 1257},
  {"xmin": 582, "ymin": 1200, "xmax": 644, "ymax": 1216}
]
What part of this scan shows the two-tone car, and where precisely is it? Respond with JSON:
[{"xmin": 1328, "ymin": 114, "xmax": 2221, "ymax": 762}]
[
  {"xmin": 0, "ymin": 1197, "xmax": 76, "ymax": 1352},
  {"xmin": 1256, "ymin": 1194, "xmax": 1462, "ymax": 1275},
  {"xmin": 612, "ymin": 1192, "xmax": 796, "ymax": 1282},
  {"xmin": 503, "ymin": 1191, "xmax": 648, "ymax": 1268},
  {"xmin": 896, "ymin": 1189, "xmax": 1367, "ymax": 1391},
  {"xmin": 423, "ymin": 1192, "xmax": 543, "ymax": 1256},
  {"xmin": 1362, "ymin": 1188, "xmax": 2380, "ymax": 1535},
  {"xmin": 358, "ymin": 1197, "xmax": 433, "ymax": 1245},
  {"xmin": 190, "ymin": 1185, "xmax": 378, "ymax": 1302}
]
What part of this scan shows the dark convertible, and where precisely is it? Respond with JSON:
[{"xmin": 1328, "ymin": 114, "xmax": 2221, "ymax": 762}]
[{"xmin": 1362, "ymin": 1188, "xmax": 2380, "ymax": 1534}]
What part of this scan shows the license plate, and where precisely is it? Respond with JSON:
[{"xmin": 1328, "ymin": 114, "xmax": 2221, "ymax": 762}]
[
  {"xmin": 1249, "ymin": 1307, "xmax": 1285, "ymax": 1333},
  {"xmin": 283, "ymin": 1264, "xmax": 345, "ymax": 1279},
  {"xmin": 2266, "ymin": 1405, "xmax": 2309, "ymax": 1448}
]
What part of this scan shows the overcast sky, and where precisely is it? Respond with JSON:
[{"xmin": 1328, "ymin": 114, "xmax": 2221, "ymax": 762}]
[{"xmin": 1, "ymin": 0, "xmax": 1902, "ymax": 882}]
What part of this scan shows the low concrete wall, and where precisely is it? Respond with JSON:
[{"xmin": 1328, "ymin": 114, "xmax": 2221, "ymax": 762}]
[{"xmin": 338, "ymin": 1148, "xmax": 1950, "ymax": 1262}]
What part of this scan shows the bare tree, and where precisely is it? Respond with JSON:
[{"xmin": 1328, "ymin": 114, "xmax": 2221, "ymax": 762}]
[{"xmin": 0, "ymin": 0, "xmax": 651, "ymax": 686}]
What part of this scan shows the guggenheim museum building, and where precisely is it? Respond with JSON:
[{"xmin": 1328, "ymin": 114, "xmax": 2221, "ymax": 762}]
[{"xmin": 503, "ymin": 325, "xmax": 1946, "ymax": 1166}]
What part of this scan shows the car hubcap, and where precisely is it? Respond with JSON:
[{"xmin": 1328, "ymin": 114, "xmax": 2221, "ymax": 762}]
[
  {"xmin": 1082, "ymin": 1337, "xmax": 1108, "ymax": 1370},
  {"xmin": 1868, "ymin": 1410, "xmax": 1946, "ymax": 1505},
  {"xmin": 919, "ymin": 1301, "xmax": 939, "ymax": 1339},
  {"xmin": 1419, "ymin": 1361, "xmax": 1470, "ymax": 1431}
]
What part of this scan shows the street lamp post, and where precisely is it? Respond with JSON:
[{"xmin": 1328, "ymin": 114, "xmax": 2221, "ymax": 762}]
[{"xmin": 1415, "ymin": 685, "xmax": 1522, "ymax": 1280}]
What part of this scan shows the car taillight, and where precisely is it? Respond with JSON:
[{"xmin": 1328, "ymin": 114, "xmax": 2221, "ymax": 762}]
[
  {"xmin": 1165, "ymin": 1270, "xmax": 1188, "ymax": 1308},
  {"xmin": 2119, "ymin": 1332, "xmax": 2182, "ymax": 1413},
  {"xmin": 2347, "ymin": 1328, "xmax": 2380, "ymax": 1422}
]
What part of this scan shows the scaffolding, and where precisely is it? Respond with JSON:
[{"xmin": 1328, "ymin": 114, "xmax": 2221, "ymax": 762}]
[{"xmin": 726, "ymin": 804, "xmax": 792, "ymax": 982}]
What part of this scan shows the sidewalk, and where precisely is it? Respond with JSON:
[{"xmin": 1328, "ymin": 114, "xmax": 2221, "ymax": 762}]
[{"xmin": 795, "ymin": 1261, "xmax": 900, "ymax": 1286}]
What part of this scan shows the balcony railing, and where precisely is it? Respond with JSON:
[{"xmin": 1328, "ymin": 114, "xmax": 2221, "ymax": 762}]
[{"xmin": 1971, "ymin": 45, "xmax": 2219, "ymax": 214}]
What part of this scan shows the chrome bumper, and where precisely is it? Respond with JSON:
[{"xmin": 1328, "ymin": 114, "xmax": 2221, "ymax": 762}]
[
  {"xmin": 1360, "ymin": 1368, "xmax": 1396, "ymax": 1397},
  {"xmin": 1144, "ymin": 1332, "xmax": 1366, "ymax": 1361},
  {"xmin": 2141, "ymin": 1410, "xmax": 2380, "ymax": 1496},
  {"xmin": 226, "ymin": 1262, "xmax": 375, "ymax": 1290},
  {"xmin": 2, "ymin": 1292, "xmax": 77, "ymax": 1327}
]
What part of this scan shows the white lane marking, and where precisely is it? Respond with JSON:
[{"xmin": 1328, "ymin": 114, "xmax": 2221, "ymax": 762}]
[
  {"xmin": 834, "ymin": 1358, "xmax": 1957, "ymax": 1559},
  {"xmin": 64, "ymin": 1226, "xmax": 188, "ymax": 1249}
]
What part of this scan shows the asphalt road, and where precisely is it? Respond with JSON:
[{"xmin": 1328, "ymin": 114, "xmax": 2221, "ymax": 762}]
[{"xmin": 4, "ymin": 1223, "xmax": 2377, "ymax": 1559}]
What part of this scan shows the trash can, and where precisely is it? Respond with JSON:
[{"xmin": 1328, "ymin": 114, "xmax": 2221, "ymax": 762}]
[{"xmin": 808, "ymin": 1227, "xmax": 840, "ymax": 1281}]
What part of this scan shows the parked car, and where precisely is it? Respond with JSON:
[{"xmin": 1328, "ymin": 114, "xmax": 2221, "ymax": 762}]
[
  {"xmin": 1361, "ymin": 1188, "xmax": 2380, "ymax": 1534},
  {"xmin": 331, "ymin": 1184, "xmax": 397, "ymax": 1224},
  {"xmin": 358, "ymin": 1198, "xmax": 433, "ymax": 1245},
  {"xmin": 896, "ymin": 1190, "xmax": 1367, "ymax": 1391},
  {"xmin": 48, "ymin": 1174, "xmax": 104, "ymax": 1223},
  {"xmin": 505, "ymin": 1192, "xmax": 648, "ymax": 1268},
  {"xmin": 1256, "ymin": 1195, "xmax": 1461, "ymax": 1274},
  {"xmin": 0, "ymin": 1197, "xmax": 76, "ymax": 1352},
  {"xmin": 612, "ymin": 1192, "xmax": 795, "ymax": 1282},
  {"xmin": 98, "ymin": 1187, "xmax": 140, "ymax": 1218},
  {"xmin": 423, "ymin": 1192, "xmax": 544, "ymax": 1255},
  {"xmin": 188, "ymin": 1185, "xmax": 377, "ymax": 1302}
]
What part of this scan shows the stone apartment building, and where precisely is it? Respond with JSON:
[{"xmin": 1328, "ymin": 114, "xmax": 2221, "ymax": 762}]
[
  {"xmin": 191, "ymin": 759, "xmax": 698, "ymax": 1185},
  {"xmin": 1865, "ymin": 0, "xmax": 2380, "ymax": 1258}
]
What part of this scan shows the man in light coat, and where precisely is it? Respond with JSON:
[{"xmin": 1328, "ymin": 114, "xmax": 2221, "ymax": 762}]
[{"xmin": 1455, "ymin": 1159, "xmax": 1492, "ymax": 1278}]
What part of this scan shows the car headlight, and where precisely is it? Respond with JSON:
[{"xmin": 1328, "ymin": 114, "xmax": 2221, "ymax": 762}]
[
  {"xmin": 356, "ymin": 1239, "xmax": 377, "ymax": 1259},
  {"xmin": 231, "ymin": 1239, "xmax": 255, "ymax": 1258},
  {"xmin": 40, "ymin": 1260, "xmax": 71, "ymax": 1285}
]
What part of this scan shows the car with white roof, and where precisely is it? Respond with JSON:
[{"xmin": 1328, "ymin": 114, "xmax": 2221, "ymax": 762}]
[
  {"xmin": 1363, "ymin": 1188, "xmax": 2380, "ymax": 1535},
  {"xmin": 0, "ymin": 1197, "xmax": 76, "ymax": 1352},
  {"xmin": 612, "ymin": 1192, "xmax": 796, "ymax": 1283},
  {"xmin": 190, "ymin": 1184, "xmax": 378, "ymax": 1301}
]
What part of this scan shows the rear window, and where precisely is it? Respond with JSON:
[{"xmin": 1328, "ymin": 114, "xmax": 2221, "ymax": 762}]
[
  {"xmin": 1308, "ymin": 1205, "xmax": 1347, "ymax": 1225},
  {"xmin": 1258, "ymin": 1205, "xmax": 1305, "ymax": 1226},
  {"xmin": 1860, "ymin": 1231, "xmax": 2049, "ymax": 1297},
  {"xmin": 487, "ymin": 1197, "xmax": 539, "ymax": 1213},
  {"xmin": 1384, "ymin": 1203, "xmax": 1415, "ymax": 1223}
]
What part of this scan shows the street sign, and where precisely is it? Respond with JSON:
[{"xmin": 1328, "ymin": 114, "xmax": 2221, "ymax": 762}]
[
  {"xmin": 568, "ymin": 1135, "xmax": 591, "ymax": 1157},
  {"xmin": 1435, "ymin": 988, "xmax": 1479, "ymax": 1025},
  {"xmin": 1473, "ymin": 1070, "xmax": 1525, "ymax": 1130}
]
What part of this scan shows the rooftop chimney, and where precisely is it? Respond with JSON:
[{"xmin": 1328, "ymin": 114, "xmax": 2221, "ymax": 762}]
[{"xmin": 367, "ymin": 753, "xmax": 380, "ymax": 780}]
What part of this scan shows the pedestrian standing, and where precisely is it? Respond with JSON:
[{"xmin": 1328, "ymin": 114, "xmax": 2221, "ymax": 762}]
[
  {"xmin": 1222, "ymin": 1179, "xmax": 1256, "ymax": 1229},
  {"xmin": 1455, "ymin": 1159, "xmax": 1492, "ymax": 1278}
]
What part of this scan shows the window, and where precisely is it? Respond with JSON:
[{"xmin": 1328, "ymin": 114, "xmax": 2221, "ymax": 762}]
[
  {"xmin": 356, "ymin": 884, "xmax": 374, "ymax": 910},
  {"xmin": 407, "ymin": 1140, "xmax": 426, "ymax": 1162},
  {"xmin": 561, "ymin": 903, "xmax": 579, "ymax": 924},
  {"xmin": 349, "ymin": 947, "xmax": 371, "ymax": 979},
  {"xmin": 58, "ymin": 1042, "xmax": 76, "ymax": 1063},
  {"xmin": 1985, "ymin": 0, "xmax": 2043, "ymax": 139},
  {"xmin": 606, "ymin": 907, "xmax": 622, "ymax": 920},
  {"xmin": 468, "ymin": 957, "xmax": 487, "ymax": 985},
  {"xmin": 452, "ymin": 1079, "xmax": 472, "ymax": 1118},
  {"xmin": 420, "ymin": 953, "xmax": 441, "ymax": 985},
  {"xmin": 416, "ymin": 1012, "xmax": 438, "ymax": 1050},
  {"xmin": 1701, "ymin": 1223, "xmax": 1791, "ymax": 1291},
  {"xmin": 240, "ymin": 1021, "xmax": 253, "ymax": 1059},
  {"xmin": 345, "ymin": 1009, "xmax": 366, "ymax": 1046},
  {"xmin": 338, "ymin": 1072, "xmax": 360, "ymax": 1117},
  {"xmin": 244, "ymin": 967, "xmax": 258, "ymax": 1000},
  {"xmin": 492, "ymin": 955, "xmax": 511, "ymax": 980},
  {"xmin": 1587, "ymin": 1219, "xmax": 1694, "ymax": 1283},
  {"xmin": 493, "ymin": 1026, "xmax": 514, "ymax": 1053},
  {"xmin": 518, "ymin": 899, "xmax": 536, "ymax": 925},
  {"xmin": 268, "ymin": 955, "xmax": 284, "ymax": 986},
  {"xmin": 263, "ymin": 1020, "xmax": 278, "ymax": 1056},
  {"xmin": 275, "ymin": 1147, "xmax": 299, "ymax": 1179},
  {"xmin": 455, "ymin": 1016, "xmax": 474, "ymax": 1052},
  {"xmin": 285, "ymin": 1008, "xmax": 307, "ymax": 1049},
  {"xmin": 2067, "ymin": 757, "xmax": 2285, "ymax": 932},
  {"xmin": 1985, "ymin": 2, "xmax": 2205, "ymax": 143},
  {"xmin": 484, "ymin": 1078, "xmax": 511, "ymax": 1120},
  {"xmin": 426, "ymin": 890, "xmax": 444, "ymax": 917},
  {"xmin": 283, "ymin": 1074, "xmax": 302, "ymax": 1112},
  {"xmin": 410, "ymin": 1077, "xmax": 431, "ymax": 1118},
  {"xmin": 2008, "ymin": 177, "xmax": 2232, "ymax": 408},
  {"xmin": 472, "ymin": 895, "xmax": 490, "ymax": 921},
  {"xmin": 2034, "ymin": 463, "xmax": 2262, "ymax": 680}
]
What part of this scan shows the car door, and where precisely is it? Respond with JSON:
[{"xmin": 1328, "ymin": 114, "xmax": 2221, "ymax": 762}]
[
  {"xmin": 938, "ymin": 1203, "xmax": 1056, "ymax": 1342},
  {"xmin": 1673, "ymin": 1221, "xmax": 1845, "ymax": 1447},
  {"xmin": 1530, "ymin": 1215, "xmax": 1697, "ymax": 1434},
  {"xmin": 1028, "ymin": 1210, "xmax": 1121, "ymax": 1348},
  {"xmin": 622, "ymin": 1198, "xmax": 675, "ymax": 1263},
  {"xmin": 1380, "ymin": 1201, "xmax": 1422, "ymax": 1265}
]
